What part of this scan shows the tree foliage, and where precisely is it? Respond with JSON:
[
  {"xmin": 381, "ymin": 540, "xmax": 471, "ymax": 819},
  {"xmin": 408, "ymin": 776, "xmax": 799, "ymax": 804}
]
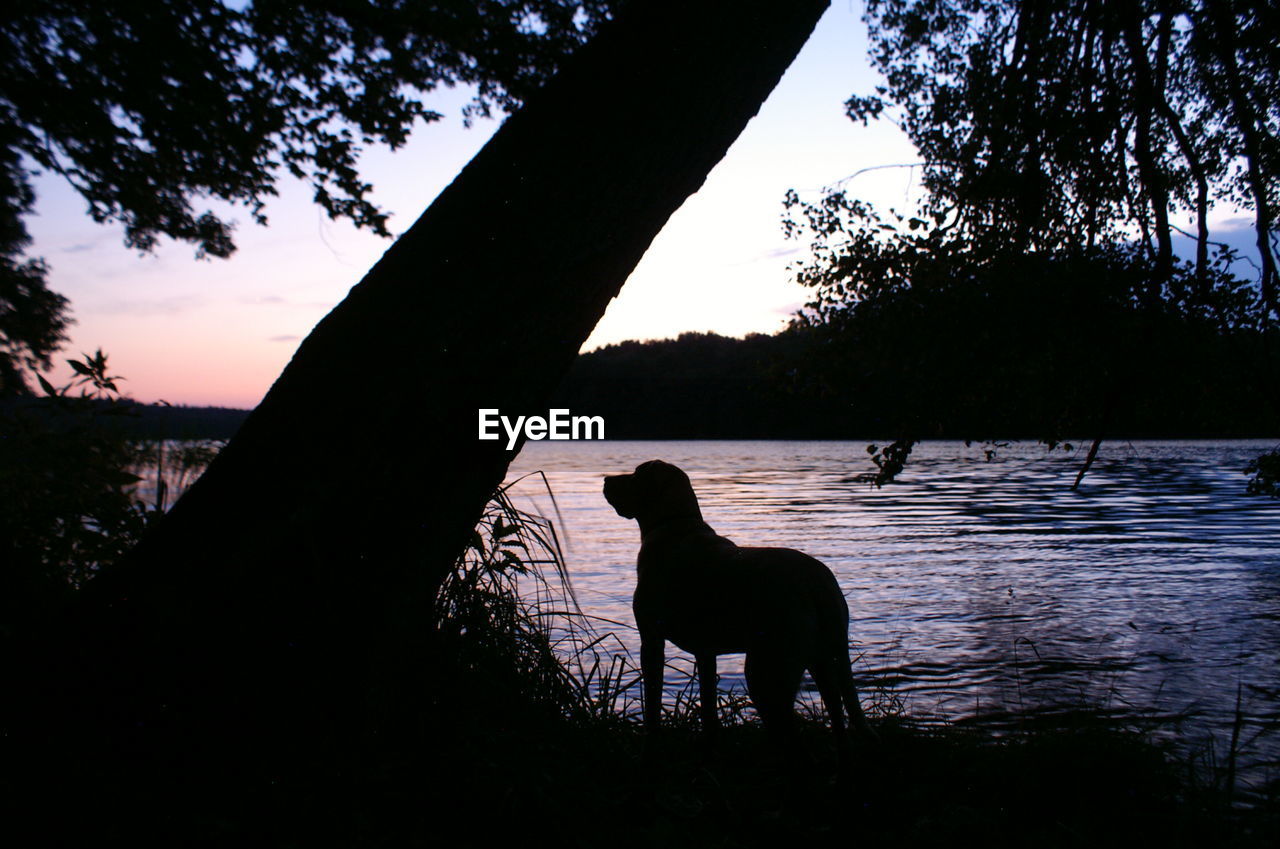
[
  {"xmin": 0, "ymin": 248, "xmax": 67, "ymax": 395},
  {"xmin": 0, "ymin": 0, "xmax": 613, "ymax": 393},
  {"xmin": 1246, "ymin": 448, "xmax": 1280, "ymax": 496},
  {"xmin": 785, "ymin": 0, "xmax": 1280, "ymax": 483},
  {"xmin": 838, "ymin": 0, "xmax": 1279, "ymax": 314},
  {"xmin": 1, "ymin": 352, "xmax": 149, "ymax": 629},
  {"xmin": 2, "ymin": 0, "xmax": 611, "ymax": 255}
]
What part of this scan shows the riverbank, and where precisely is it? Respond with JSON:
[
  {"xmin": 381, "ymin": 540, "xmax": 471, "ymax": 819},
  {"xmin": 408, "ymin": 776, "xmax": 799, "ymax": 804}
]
[
  {"xmin": 23, "ymin": 649, "xmax": 1275, "ymax": 848},
  {"xmin": 8, "ymin": 461, "xmax": 1278, "ymax": 846}
]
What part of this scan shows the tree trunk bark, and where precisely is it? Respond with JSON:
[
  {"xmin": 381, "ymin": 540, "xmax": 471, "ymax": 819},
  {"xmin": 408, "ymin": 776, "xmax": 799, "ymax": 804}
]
[
  {"xmin": 34, "ymin": 0, "xmax": 830, "ymax": 756},
  {"xmin": 1205, "ymin": 0, "xmax": 1277, "ymax": 317},
  {"xmin": 1121, "ymin": 9, "xmax": 1175, "ymax": 297}
]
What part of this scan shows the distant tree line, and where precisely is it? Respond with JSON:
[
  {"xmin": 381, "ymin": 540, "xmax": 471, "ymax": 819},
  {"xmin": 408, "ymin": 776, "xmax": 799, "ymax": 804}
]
[
  {"xmin": 1, "ymin": 395, "xmax": 250, "ymax": 439},
  {"xmin": 552, "ymin": 324, "xmax": 1276, "ymax": 440},
  {"xmin": 36, "ymin": 321, "xmax": 1267, "ymax": 442},
  {"xmin": 117, "ymin": 403, "xmax": 250, "ymax": 439},
  {"xmin": 552, "ymin": 331, "xmax": 842, "ymax": 439}
]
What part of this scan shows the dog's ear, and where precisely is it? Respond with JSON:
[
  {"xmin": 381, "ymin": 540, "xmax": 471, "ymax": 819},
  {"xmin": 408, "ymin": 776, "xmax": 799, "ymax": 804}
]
[
  {"xmin": 636, "ymin": 460, "xmax": 689, "ymax": 490},
  {"xmin": 635, "ymin": 459, "xmax": 684, "ymax": 481}
]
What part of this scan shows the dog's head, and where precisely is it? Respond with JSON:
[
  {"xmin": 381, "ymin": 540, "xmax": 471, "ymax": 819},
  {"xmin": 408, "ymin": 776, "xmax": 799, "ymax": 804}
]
[{"xmin": 603, "ymin": 460, "xmax": 702, "ymax": 525}]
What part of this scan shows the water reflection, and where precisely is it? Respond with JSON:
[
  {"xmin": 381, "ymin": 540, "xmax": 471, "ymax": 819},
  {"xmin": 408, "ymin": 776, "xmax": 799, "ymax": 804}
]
[{"xmin": 508, "ymin": 440, "xmax": 1280, "ymax": 792}]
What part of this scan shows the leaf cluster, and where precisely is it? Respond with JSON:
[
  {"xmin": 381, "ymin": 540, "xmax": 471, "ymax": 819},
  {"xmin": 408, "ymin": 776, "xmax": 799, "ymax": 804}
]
[
  {"xmin": 1, "ymin": 0, "xmax": 613, "ymax": 259},
  {"xmin": 785, "ymin": 190, "xmax": 1258, "ymax": 331},
  {"xmin": 783, "ymin": 191, "xmax": 1275, "ymax": 451},
  {"xmin": 0, "ymin": 398, "xmax": 129, "ymax": 634},
  {"xmin": 1245, "ymin": 448, "xmax": 1280, "ymax": 497},
  {"xmin": 782, "ymin": 0, "xmax": 1280, "ymax": 486},
  {"xmin": 846, "ymin": 0, "xmax": 1280, "ymax": 314},
  {"xmin": 0, "ymin": 248, "xmax": 66, "ymax": 395},
  {"xmin": 0, "ymin": 0, "xmax": 614, "ymax": 395},
  {"xmin": 0, "ymin": 351, "xmax": 204, "ymax": 631}
]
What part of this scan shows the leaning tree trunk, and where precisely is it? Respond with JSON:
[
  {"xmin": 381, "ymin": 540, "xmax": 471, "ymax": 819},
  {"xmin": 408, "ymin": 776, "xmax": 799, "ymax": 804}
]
[{"xmin": 34, "ymin": 0, "xmax": 830, "ymax": 765}]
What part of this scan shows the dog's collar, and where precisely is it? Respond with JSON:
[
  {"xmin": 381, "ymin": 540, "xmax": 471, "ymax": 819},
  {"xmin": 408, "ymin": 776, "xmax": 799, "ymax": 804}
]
[{"xmin": 639, "ymin": 516, "xmax": 715, "ymax": 544}]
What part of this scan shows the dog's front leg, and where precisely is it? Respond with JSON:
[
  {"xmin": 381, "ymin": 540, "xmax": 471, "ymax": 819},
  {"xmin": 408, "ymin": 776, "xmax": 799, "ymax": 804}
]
[
  {"xmin": 640, "ymin": 636, "xmax": 665, "ymax": 731},
  {"xmin": 695, "ymin": 653, "xmax": 720, "ymax": 736}
]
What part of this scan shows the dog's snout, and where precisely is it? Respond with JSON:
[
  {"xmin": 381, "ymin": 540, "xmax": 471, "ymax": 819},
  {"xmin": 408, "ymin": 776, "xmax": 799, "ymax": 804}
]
[{"xmin": 603, "ymin": 473, "xmax": 639, "ymax": 519}]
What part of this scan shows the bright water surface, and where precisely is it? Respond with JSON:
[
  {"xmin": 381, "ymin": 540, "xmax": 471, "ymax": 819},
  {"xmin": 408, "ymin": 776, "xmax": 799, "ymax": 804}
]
[{"xmin": 507, "ymin": 440, "xmax": 1280, "ymax": 793}]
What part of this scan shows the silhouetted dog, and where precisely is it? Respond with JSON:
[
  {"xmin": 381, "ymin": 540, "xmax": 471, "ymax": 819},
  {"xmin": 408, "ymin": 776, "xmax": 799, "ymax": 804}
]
[{"xmin": 603, "ymin": 460, "xmax": 875, "ymax": 756}]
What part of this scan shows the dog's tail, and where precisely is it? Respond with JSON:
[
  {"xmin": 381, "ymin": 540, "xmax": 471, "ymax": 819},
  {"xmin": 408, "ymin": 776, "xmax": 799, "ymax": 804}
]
[
  {"xmin": 811, "ymin": 569, "xmax": 876, "ymax": 739},
  {"xmin": 836, "ymin": 649, "xmax": 875, "ymax": 739}
]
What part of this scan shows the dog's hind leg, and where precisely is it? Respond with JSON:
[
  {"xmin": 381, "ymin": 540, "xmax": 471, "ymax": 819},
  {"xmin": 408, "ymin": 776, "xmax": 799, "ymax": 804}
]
[
  {"xmin": 695, "ymin": 652, "xmax": 721, "ymax": 737},
  {"xmin": 745, "ymin": 649, "xmax": 805, "ymax": 745}
]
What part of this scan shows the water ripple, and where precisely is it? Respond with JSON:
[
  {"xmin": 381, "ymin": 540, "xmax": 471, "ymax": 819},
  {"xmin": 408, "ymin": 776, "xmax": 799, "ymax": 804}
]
[{"xmin": 509, "ymin": 439, "xmax": 1280, "ymax": 792}]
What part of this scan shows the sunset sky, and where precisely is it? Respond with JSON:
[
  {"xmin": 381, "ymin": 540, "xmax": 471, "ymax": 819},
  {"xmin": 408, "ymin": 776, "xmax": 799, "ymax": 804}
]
[
  {"xmin": 24, "ymin": 5, "xmax": 920, "ymax": 408},
  {"xmin": 24, "ymin": 4, "xmax": 1260, "ymax": 409}
]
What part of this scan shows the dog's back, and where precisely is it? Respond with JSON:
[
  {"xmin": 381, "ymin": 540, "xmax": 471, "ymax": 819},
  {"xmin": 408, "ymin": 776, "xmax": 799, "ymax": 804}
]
[{"xmin": 636, "ymin": 538, "xmax": 849, "ymax": 667}]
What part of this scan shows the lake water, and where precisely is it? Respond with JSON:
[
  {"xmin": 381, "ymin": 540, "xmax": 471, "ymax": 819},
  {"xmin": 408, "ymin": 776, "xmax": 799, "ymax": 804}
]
[{"xmin": 506, "ymin": 439, "xmax": 1280, "ymax": 793}]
